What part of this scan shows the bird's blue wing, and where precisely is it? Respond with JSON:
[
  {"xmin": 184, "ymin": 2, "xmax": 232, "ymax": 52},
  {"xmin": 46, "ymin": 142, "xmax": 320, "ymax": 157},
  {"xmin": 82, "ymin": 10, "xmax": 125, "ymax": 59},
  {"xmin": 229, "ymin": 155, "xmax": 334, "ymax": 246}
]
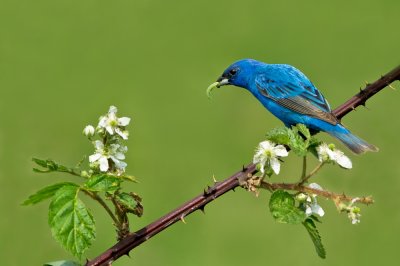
[{"xmin": 255, "ymin": 65, "xmax": 338, "ymax": 125}]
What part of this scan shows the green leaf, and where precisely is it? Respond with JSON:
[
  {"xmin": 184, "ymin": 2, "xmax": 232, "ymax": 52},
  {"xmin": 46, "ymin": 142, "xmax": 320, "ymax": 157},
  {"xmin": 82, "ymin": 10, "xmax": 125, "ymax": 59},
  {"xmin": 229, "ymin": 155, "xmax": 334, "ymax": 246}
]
[
  {"xmin": 303, "ymin": 218, "xmax": 326, "ymax": 259},
  {"xmin": 22, "ymin": 182, "xmax": 77, "ymax": 206},
  {"xmin": 49, "ymin": 185, "xmax": 96, "ymax": 258},
  {"xmin": 287, "ymin": 129, "xmax": 308, "ymax": 156},
  {"xmin": 296, "ymin": 124, "xmax": 311, "ymax": 140},
  {"xmin": 114, "ymin": 192, "xmax": 143, "ymax": 217},
  {"xmin": 269, "ymin": 190, "xmax": 306, "ymax": 224},
  {"xmin": 32, "ymin": 158, "xmax": 72, "ymax": 174},
  {"xmin": 43, "ymin": 260, "xmax": 81, "ymax": 266},
  {"xmin": 84, "ymin": 174, "xmax": 121, "ymax": 193},
  {"xmin": 119, "ymin": 174, "xmax": 137, "ymax": 183},
  {"xmin": 265, "ymin": 127, "xmax": 290, "ymax": 145}
]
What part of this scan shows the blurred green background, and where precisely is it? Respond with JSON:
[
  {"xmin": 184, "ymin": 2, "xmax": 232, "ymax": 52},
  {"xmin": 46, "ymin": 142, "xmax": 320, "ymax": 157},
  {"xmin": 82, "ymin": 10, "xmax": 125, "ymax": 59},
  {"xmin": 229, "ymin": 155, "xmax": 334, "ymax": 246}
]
[{"xmin": 1, "ymin": 0, "xmax": 399, "ymax": 265}]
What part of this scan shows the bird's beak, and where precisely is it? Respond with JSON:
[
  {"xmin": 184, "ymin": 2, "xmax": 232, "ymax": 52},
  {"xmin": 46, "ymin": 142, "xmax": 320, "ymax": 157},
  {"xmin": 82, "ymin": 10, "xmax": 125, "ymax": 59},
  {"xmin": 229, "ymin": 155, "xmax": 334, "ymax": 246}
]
[{"xmin": 206, "ymin": 78, "xmax": 229, "ymax": 99}]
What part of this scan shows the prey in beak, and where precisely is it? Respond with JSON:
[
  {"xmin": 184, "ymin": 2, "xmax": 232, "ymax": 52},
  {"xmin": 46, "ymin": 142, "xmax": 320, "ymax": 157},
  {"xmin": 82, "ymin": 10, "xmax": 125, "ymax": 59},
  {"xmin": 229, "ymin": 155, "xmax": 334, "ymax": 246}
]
[{"xmin": 206, "ymin": 77, "xmax": 230, "ymax": 99}]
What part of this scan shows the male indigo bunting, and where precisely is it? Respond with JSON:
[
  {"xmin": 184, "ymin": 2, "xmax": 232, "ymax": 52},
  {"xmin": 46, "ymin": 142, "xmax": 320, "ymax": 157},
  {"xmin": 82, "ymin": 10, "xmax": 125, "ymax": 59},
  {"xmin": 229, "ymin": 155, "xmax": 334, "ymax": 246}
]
[{"xmin": 207, "ymin": 59, "xmax": 377, "ymax": 154}]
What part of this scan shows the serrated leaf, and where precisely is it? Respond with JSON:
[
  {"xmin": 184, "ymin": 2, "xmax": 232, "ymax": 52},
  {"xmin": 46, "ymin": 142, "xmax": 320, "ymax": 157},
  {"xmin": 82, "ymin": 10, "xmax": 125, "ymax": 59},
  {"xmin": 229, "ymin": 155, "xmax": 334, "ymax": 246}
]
[
  {"xmin": 287, "ymin": 130, "xmax": 308, "ymax": 156},
  {"xmin": 303, "ymin": 218, "xmax": 326, "ymax": 259},
  {"xmin": 269, "ymin": 190, "xmax": 306, "ymax": 224},
  {"xmin": 115, "ymin": 192, "xmax": 143, "ymax": 217},
  {"xmin": 265, "ymin": 127, "xmax": 290, "ymax": 145},
  {"xmin": 49, "ymin": 185, "xmax": 96, "ymax": 258},
  {"xmin": 43, "ymin": 260, "xmax": 81, "ymax": 266},
  {"xmin": 22, "ymin": 182, "xmax": 77, "ymax": 205},
  {"xmin": 84, "ymin": 174, "xmax": 121, "ymax": 193},
  {"xmin": 296, "ymin": 124, "xmax": 311, "ymax": 140}
]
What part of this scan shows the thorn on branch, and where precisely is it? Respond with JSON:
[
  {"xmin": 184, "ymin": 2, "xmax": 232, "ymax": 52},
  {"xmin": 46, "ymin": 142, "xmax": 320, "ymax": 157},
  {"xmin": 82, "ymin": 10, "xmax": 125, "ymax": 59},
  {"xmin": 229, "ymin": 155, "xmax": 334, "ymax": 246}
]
[
  {"xmin": 180, "ymin": 215, "xmax": 187, "ymax": 224},
  {"xmin": 199, "ymin": 205, "xmax": 205, "ymax": 214},
  {"xmin": 212, "ymin": 174, "xmax": 217, "ymax": 183}
]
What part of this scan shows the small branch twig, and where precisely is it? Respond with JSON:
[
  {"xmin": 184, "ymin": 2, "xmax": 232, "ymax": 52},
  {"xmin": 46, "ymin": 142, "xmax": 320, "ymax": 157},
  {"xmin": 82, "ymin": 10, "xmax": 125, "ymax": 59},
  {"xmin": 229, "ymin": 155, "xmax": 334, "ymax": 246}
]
[
  {"xmin": 86, "ymin": 65, "xmax": 400, "ymax": 266},
  {"xmin": 299, "ymin": 162, "xmax": 324, "ymax": 185},
  {"xmin": 259, "ymin": 181, "xmax": 373, "ymax": 205},
  {"xmin": 82, "ymin": 190, "xmax": 121, "ymax": 228}
]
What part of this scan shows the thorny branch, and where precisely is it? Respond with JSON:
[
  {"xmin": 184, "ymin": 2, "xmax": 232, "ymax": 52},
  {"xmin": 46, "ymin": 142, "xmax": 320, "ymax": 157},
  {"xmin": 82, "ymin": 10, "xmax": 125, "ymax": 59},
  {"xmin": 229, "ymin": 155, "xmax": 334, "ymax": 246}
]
[{"xmin": 86, "ymin": 65, "xmax": 400, "ymax": 266}]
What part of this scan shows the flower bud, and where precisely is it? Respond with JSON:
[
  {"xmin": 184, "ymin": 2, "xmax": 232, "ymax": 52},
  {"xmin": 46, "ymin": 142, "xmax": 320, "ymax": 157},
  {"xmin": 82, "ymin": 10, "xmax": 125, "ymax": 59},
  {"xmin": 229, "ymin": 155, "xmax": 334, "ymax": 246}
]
[
  {"xmin": 83, "ymin": 125, "xmax": 95, "ymax": 137},
  {"xmin": 296, "ymin": 193, "xmax": 308, "ymax": 202}
]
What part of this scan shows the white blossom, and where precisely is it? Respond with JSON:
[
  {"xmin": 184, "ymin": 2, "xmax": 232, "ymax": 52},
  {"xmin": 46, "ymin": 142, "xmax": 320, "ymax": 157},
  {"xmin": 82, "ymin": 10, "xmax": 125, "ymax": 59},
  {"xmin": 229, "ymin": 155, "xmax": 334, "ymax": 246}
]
[
  {"xmin": 98, "ymin": 106, "xmax": 131, "ymax": 139},
  {"xmin": 88, "ymin": 140, "xmax": 128, "ymax": 173},
  {"xmin": 253, "ymin": 140, "xmax": 288, "ymax": 175},
  {"xmin": 297, "ymin": 183, "xmax": 325, "ymax": 217},
  {"xmin": 89, "ymin": 140, "xmax": 109, "ymax": 172},
  {"xmin": 83, "ymin": 125, "xmax": 95, "ymax": 137},
  {"xmin": 317, "ymin": 143, "xmax": 352, "ymax": 169},
  {"xmin": 108, "ymin": 143, "xmax": 128, "ymax": 172}
]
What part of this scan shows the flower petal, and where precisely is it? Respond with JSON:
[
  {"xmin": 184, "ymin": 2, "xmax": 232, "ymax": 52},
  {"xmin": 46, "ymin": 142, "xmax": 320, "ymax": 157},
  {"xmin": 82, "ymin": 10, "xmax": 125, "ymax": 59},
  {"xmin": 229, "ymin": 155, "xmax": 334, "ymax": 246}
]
[
  {"xmin": 259, "ymin": 140, "xmax": 273, "ymax": 150},
  {"xmin": 115, "ymin": 128, "xmax": 128, "ymax": 140},
  {"xmin": 99, "ymin": 156, "xmax": 109, "ymax": 172},
  {"xmin": 274, "ymin": 145, "xmax": 288, "ymax": 157},
  {"xmin": 305, "ymin": 206, "xmax": 312, "ymax": 216},
  {"xmin": 311, "ymin": 204, "xmax": 325, "ymax": 217},
  {"xmin": 270, "ymin": 157, "xmax": 281, "ymax": 175},
  {"xmin": 316, "ymin": 143, "xmax": 330, "ymax": 162},
  {"xmin": 118, "ymin": 117, "xmax": 131, "ymax": 126},
  {"xmin": 335, "ymin": 151, "xmax": 352, "ymax": 169},
  {"xmin": 109, "ymin": 106, "xmax": 118, "ymax": 114},
  {"xmin": 309, "ymin": 183, "xmax": 323, "ymax": 191},
  {"xmin": 94, "ymin": 140, "xmax": 104, "ymax": 150},
  {"xmin": 113, "ymin": 152, "xmax": 125, "ymax": 160},
  {"xmin": 105, "ymin": 125, "xmax": 114, "ymax": 135},
  {"xmin": 98, "ymin": 116, "xmax": 107, "ymax": 128},
  {"xmin": 89, "ymin": 153, "xmax": 101, "ymax": 163}
]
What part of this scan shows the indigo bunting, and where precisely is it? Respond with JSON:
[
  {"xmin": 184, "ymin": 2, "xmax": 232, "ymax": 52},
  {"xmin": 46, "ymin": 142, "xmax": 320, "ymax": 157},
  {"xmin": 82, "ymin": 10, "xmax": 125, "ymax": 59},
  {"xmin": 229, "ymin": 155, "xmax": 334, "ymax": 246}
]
[{"xmin": 207, "ymin": 59, "xmax": 377, "ymax": 154}]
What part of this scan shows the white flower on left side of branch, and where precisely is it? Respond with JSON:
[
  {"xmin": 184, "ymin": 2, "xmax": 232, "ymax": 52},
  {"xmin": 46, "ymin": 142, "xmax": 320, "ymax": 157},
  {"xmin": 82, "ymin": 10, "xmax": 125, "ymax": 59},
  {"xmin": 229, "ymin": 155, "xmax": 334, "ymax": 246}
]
[
  {"xmin": 89, "ymin": 140, "xmax": 128, "ymax": 173},
  {"xmin": 253, "ymin": 140, "xmax": 288, "ymax": 175},
  {"xmin": 98, "ymin": 106, "xmax": 131, "ymax": 139},
  {"xmin": 317, "ymin": 143, "xmax": 352, "ymax": 169},
  {"xmin": 89, "ymin": 140, "xmax": 109, "ymax": 172}
]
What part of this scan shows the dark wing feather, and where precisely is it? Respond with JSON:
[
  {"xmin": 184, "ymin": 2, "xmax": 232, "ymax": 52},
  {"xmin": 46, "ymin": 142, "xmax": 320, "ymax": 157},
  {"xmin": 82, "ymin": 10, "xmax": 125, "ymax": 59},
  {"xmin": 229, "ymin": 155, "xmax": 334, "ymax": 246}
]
[{"xmin": 255, "ymin": 69, "xmax": 338, "ymax": 125}]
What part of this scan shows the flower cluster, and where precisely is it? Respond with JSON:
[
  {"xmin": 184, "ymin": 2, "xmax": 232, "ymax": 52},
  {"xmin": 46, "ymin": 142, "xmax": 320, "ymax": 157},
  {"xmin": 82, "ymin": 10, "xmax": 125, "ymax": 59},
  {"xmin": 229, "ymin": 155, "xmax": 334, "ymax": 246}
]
[
  {"xmin": 340, "ymin": 198, "xmax": 362, "ymax": 224},
  {"xmin": 296, "ymin": 183, "xmax": 325, "ymax": 217},
  {"xmin": 253, "ymin": 140, "xmax": 288, "ymax": 175},
  {"xmin": 84, "ymin": 106, "xmax": 131, "ymax": 175},
  {"xmin": 316, "ymin": 143, "xmax": 352, "ymax": 169}
]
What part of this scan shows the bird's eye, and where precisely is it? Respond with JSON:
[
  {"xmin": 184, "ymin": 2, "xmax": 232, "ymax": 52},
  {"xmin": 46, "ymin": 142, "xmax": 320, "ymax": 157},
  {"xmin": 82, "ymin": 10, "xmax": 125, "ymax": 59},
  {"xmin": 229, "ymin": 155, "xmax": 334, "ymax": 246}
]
[{"xmin": 229, "ymin": 68, "xmax": 238, "ymax": 76}]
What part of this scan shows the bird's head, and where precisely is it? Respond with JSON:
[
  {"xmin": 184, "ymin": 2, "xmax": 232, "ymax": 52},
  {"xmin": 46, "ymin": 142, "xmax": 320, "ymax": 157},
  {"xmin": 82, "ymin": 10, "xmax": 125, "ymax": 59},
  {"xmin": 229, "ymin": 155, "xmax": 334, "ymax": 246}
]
[{"xmin": 207, "ymin": 59, "xmax": 260, "ymax": 98}]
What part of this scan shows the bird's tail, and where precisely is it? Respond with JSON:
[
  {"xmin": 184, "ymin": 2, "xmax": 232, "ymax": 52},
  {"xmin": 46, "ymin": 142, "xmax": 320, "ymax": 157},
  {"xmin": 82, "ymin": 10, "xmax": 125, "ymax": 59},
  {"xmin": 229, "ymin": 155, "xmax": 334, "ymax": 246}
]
[{"xmin": 328, "ymin": 129, "xmax": 378, "ymax": 154}]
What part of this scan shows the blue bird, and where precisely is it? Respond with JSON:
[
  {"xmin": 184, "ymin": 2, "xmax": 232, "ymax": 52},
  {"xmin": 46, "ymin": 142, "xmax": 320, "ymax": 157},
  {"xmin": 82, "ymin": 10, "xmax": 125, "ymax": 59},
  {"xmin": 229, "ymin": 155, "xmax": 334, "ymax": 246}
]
[{"xmin": 207, "ymin": 59, "xmax": 378, "ymax": 154}]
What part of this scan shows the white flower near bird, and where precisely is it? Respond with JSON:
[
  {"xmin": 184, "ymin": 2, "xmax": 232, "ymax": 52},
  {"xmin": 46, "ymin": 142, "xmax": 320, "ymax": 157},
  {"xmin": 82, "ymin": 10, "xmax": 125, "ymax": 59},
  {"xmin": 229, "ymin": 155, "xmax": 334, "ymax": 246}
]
[
  {"xmin": 253, "ymin": 140, "xmax": 288, "ymax": 175},
  {"xmin": 317, "ymin": 143, "xmax": 352, "ymax": 169}
]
